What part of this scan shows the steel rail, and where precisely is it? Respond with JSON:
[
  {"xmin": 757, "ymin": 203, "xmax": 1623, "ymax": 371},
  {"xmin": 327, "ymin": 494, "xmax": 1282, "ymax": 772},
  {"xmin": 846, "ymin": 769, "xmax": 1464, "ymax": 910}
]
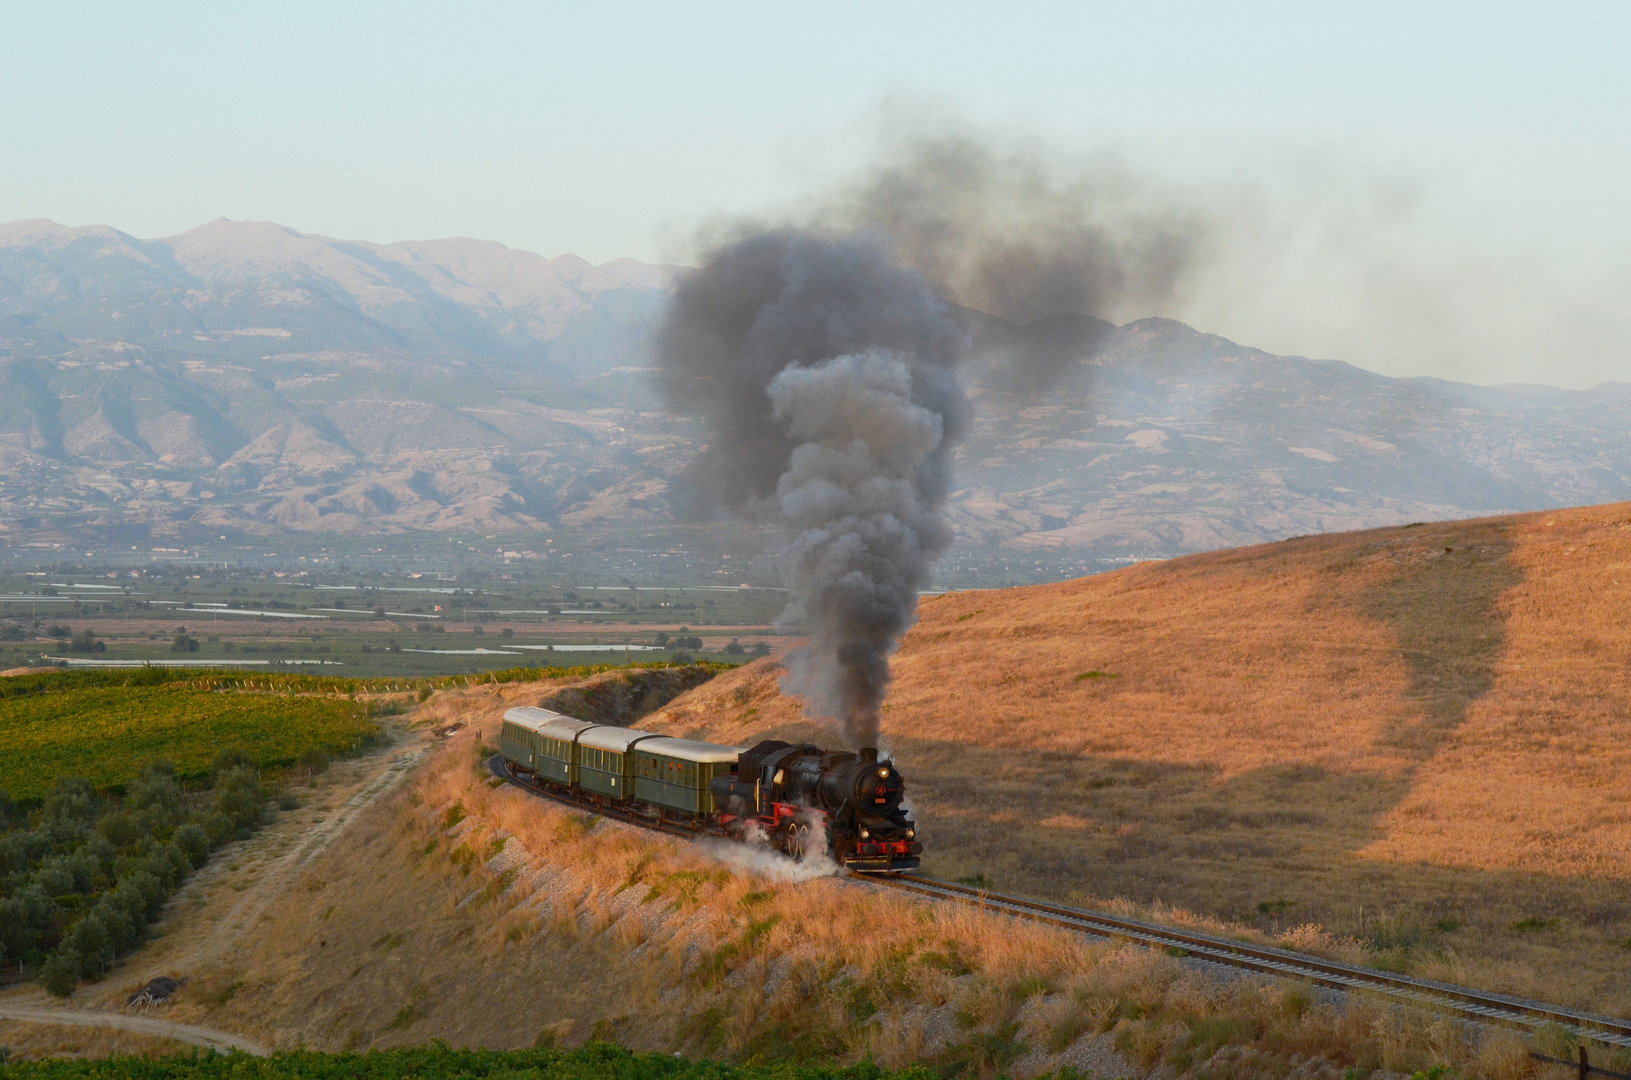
[
  {"xmin": 868, "ymin": 875, "xmax": 1631, "ymax": 1048},
  {"xmin": 490, "ymin": 755, "xmax": 1629, "ymax": 1048}
]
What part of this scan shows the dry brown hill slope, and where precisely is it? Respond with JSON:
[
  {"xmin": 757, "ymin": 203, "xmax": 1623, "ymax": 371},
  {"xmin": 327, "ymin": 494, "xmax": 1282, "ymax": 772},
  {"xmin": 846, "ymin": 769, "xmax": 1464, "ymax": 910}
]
[
  {"xmin": 69, "ymin": 678, "xmax": 1506, "ymax": 1078},
  {"xmin": 642, "ymin": 501, "xmax": 1631, "ymax": 1011}
]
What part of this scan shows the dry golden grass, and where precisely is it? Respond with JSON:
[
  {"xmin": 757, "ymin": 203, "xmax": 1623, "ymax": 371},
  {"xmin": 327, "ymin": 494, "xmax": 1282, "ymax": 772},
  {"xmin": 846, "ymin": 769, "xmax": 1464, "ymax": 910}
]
[
  {"xmin": 0, "ymin": 1019, "xmax": 196, "ymax": 1062},
  {"xmin": 642, "ymin": 503, "xmax": 1631, "ymax": 1014},
  {"xmin": 51, "ymin": 672, "xmax": 1555, "ymax": 1078},
  {"xmin": 197, "ymin": 694, "xmax": 1572, "ymax": 1080}
]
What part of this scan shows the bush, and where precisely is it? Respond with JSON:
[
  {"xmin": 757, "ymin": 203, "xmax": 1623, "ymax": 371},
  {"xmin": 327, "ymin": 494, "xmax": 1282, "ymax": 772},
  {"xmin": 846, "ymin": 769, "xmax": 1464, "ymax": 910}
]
[
  {"xmin": 63, "ymin": 914, "xmax": 112, "ymax": 975},
  {"xmin": 198, "ymin": 809, "xmax": 235, "ymax": 847},
  {"xmin": 213, "ymin": 767, "xmax": 267, "ymax": 833},
  {"xmin": 38, "ymin": 948, "xmax": 81, "ymax": 997},
  {"xmin": 95, "ymin": 810, "xmax": 143, "ymax": 849},
  {"xmin": 172, "ymin": 822, "xmax": 211, "ymax": 867},
  {"xmin": 69, "ymin": 629, "xmax": 105, "ymax": 654},
  {"xmin": 42, "ymin": 776, "xmax": 98, "ymax": 825},
  {"xmin": 210, "ymin": 748, "xmax": 254, "ymax": 778},
  {"xmin": 128, "ymin": 761, "xmax": 184, "ymax": 832},
  {"xmin": 0, "ymin": 887, "xmax": 54, "ymax": 962}
]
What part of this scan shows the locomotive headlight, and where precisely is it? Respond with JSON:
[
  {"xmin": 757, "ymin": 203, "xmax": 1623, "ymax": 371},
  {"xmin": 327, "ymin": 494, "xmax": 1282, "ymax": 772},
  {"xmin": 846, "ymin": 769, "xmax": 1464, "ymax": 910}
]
[
  {"xmin": 905, "ymin": 828, "xmax": 915, "ymax": 839},
  {"xmin": 859, "ymin": 828, "xmax": 870, "ymax": 840},
  {"xmin": 878, "ymin": 768, "xmax": 890, "ymax": 778}
]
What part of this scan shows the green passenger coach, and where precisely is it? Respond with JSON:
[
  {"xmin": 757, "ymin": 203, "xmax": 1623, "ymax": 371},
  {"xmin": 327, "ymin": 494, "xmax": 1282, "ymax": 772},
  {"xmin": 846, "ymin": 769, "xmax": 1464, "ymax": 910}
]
[
  {"xmin": 575, "ymin": 725, "xmax": 665, "ymax": 799},
  {"xmin": 499, "ymin": 707, "xmax": 744, "ymax": 817},
  {"xmin": 500, "ymin": 707, "xmax": 596, "ymax": 786},
  {"xmin": 632, "ymin": 736, "xmax": 745, "ymax": 815}
]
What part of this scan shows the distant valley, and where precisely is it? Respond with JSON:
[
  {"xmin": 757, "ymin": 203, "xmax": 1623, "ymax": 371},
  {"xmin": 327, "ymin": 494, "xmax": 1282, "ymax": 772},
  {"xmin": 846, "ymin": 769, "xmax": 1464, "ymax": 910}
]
[{"xmin": 4, "ymin": 217, "xmax": 1631, "ymax": 579}]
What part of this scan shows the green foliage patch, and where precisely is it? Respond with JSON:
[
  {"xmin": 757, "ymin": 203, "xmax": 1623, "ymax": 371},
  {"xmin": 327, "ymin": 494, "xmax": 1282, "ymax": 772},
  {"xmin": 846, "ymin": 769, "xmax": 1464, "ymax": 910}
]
[
  {"xmin": 0, "ymin": 759, "xmax": 274, "ymax": 992},
  {"xmin": 0, "ymin": 661, "xmax": 735, "ymax": 703},
  {"xmin": 0, "ymin": 687, "xmax": 377, "ymax": 801}
]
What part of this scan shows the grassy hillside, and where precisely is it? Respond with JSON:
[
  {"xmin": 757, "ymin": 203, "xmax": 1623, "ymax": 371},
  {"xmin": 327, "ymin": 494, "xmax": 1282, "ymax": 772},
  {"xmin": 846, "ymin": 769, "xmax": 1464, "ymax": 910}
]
[
  {"xmin": 642, "ymin": 501, "xmax": 1631, "ymax": 1012},
  {"xmin": 37, "ymin": 675, "xmax": 1514, "ymax": 1080}
]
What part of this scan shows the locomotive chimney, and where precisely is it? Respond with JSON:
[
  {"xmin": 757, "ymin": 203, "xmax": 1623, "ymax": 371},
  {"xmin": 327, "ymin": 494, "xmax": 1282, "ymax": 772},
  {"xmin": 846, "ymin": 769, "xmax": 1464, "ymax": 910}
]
[{"xmin": 859, "ymin": 747, "xmax": 878, "ymax": 763}]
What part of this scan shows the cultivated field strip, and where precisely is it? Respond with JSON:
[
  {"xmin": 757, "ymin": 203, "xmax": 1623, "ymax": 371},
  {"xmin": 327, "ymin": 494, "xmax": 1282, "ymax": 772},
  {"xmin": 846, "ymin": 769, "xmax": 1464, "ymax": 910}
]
[{"xmin": 869, "ymin": 875, "xmax": 1631, "ymax": 1048}]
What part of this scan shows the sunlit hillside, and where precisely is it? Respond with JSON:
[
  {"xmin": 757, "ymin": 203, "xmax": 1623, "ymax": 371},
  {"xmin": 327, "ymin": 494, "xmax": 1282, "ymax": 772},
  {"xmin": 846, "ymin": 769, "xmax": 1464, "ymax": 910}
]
[{"xmin": 643, "ymin": 501, "xmax": 1631, "ymax": 1010}]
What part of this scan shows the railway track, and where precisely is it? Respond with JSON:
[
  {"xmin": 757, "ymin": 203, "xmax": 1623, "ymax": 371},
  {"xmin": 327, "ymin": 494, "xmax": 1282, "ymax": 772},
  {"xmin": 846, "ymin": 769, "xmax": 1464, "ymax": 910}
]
[
  {"xmin": 869, "ymin": 874, "xmax": 1631, "ymax": 1050},
  {"xmin": 490, "ymin": 756, "xmax": 1631, "ymax": 1050}
]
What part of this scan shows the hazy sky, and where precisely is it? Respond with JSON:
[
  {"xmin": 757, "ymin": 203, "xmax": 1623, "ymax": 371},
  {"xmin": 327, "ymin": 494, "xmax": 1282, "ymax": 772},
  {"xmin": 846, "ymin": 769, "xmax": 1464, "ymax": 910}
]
[{"xmin": 4, "ymin": 2, "xmax": 1628, "ymax": 387}]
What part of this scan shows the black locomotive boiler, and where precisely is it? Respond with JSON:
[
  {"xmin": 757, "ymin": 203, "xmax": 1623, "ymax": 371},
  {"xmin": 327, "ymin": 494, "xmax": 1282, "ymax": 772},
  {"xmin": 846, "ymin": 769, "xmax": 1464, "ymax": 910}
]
[{"xmin": 710, "ymin": 740, "xmax": 920, "ymax": 871}]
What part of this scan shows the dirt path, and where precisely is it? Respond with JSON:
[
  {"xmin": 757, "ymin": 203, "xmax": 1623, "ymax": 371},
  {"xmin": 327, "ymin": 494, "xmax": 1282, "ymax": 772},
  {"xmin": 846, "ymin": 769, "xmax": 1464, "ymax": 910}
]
[
  {"xmin": 163, "ymin": 732, "xmax": 434, "ymax": 974},
  {"xmin": 0, "ymin": 1002, "xmax": 268, "ymax": 1055},
  {"xmin": 0, "ymin": 722, "xmax": 439, "ymax": 1057}
]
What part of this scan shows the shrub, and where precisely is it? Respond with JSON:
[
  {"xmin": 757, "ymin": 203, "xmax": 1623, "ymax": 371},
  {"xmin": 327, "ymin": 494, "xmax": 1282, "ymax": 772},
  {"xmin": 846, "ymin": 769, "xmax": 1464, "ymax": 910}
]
[
  {"xmin": 64, "ymin": 914, "xmax": 113, "ymax": 974},
  {"xmin": 213, "ymin": 767, "xmax": 267, "ymax": 834},
  {"xmin": 172, "ymin": 822, "xmax": 211, "ymax": 867},
  {"xmin": 210, "ymin": 748, "xmax": 255, "ymax": 778},
  {"xmin": 38, "ymin": 948, "xmax": 82, "ymax": 997},
  {"xmin": 69, "ymin": 629, "xmax": 105, "ymax": 654},
  {"xmin": 42, "ymin": 775, "xmax": 98, "ymax": 825},
  {"xmin": 95, "ymin": 810, "xmax": 143, "ymax": 849}
]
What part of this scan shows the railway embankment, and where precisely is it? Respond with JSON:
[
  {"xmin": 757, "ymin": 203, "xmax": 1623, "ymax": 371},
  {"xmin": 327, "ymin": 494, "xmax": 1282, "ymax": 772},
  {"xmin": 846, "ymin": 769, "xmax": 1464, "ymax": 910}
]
[
  {"xmin": 641, "ymin": 502, "xmax": 1631, "ymax": 1020},
  {"xmin": 92, "ymin": 675, "xmax": 1538, "ymax": 1078}
]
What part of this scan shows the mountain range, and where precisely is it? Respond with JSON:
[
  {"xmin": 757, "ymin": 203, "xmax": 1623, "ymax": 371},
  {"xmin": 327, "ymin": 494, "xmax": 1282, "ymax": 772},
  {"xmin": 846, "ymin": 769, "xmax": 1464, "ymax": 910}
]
[{"xmin": 3, "ymin": 217, "xmax": 1630, "ymax": 567}]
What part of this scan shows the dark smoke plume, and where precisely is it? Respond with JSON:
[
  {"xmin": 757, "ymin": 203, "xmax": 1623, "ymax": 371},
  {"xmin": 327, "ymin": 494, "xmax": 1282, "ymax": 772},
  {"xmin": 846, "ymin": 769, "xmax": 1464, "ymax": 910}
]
[
  {"xmin": 656, "ymin": 125, "xmax": 1204, "ymax": 746},
  {"xmin": 834, "ymin": 128, "xmax": 1203, "ymax": 388},
  {"xmin": 656, "ymin": 230, "xmax": 963, "ymax": 747}
]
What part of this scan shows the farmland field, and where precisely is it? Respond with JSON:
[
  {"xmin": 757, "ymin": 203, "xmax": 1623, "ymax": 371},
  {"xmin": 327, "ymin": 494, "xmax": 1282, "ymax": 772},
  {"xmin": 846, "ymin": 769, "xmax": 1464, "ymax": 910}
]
[{"xmin": 0, "ymin": 686, "xmax": 377, "ymax": 800}]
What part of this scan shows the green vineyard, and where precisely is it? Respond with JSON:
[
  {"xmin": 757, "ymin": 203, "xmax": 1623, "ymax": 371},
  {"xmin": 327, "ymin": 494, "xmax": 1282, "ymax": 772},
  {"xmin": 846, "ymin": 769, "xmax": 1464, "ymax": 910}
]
[{"xmin": 0, "ymin": 686, "xmax": 377, "ymax": 801}]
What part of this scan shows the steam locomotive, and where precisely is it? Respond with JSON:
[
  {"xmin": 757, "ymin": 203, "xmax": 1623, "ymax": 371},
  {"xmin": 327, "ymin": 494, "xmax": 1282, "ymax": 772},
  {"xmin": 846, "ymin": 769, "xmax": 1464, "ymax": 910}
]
[{"xmin": 498, "ymin": 706, "xmax": 921, "ymax": 871}]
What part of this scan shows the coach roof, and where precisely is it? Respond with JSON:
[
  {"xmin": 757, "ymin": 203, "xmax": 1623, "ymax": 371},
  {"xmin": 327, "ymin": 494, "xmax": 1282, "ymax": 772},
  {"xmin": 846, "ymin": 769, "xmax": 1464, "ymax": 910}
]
[
  {"xmin": 577, "ymin": 724, "xmax": 665, "ymax": 753},
  {"xmin": 633, "ymin": 736, "xmax": 745, "ymax": 765}
]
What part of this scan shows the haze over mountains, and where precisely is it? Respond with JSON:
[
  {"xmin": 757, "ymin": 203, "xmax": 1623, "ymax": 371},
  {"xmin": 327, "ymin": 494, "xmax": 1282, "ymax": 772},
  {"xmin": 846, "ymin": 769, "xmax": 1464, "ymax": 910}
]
[{"xmin": 3, "ymin": 216, "xmax": 1631, "ymax": 571}]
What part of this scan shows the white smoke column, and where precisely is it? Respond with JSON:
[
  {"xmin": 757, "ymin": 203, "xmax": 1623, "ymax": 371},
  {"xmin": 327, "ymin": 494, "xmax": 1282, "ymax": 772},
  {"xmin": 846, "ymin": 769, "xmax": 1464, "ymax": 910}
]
[{"xmin": 768, "ymin": 351, "xmax": 945, "ymax": 748}]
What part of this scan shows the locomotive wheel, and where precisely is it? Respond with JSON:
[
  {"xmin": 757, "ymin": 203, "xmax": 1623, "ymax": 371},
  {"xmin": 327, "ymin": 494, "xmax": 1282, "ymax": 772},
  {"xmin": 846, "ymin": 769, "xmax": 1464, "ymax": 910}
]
[{"xmin": 784, "ymin": 822, "xmax": 813, "ymax": 861}]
